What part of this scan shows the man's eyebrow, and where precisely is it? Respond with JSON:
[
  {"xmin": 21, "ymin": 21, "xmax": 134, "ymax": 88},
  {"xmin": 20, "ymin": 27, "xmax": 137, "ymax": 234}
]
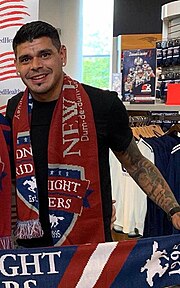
[{"xmin": 38, "ymin": 48, "xmax": 53, "ymax": 54}]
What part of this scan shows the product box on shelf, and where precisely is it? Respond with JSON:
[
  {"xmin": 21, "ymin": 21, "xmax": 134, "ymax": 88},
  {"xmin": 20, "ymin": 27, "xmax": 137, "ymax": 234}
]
[
  {"xmin": 122, "ymin": 48, "xmax": 156, "ymax": 104},
  {"xmin": 166, "ymin": 83, "xmax": 180, "ymax": 105},
  {"xmin": 156, "ymin": 38, "xmax": 180, "ymax": 103}
]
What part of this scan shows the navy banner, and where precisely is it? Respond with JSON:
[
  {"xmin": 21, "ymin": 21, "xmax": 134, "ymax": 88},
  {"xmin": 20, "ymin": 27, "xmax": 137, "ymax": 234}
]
[{"xmin": 0, "ymin": 234, "xmax": 179, "ymax": 287}]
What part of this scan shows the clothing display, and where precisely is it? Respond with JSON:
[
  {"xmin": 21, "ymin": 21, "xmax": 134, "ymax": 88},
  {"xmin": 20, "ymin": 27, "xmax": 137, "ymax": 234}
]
[
  {"xmin": 6, "ymin": 81, "xmax": 133, "ymax": 247},
  {"xmin": 143, "ymin": 134, "xmax": 180, "ymax": 237},
  {"xmin": 167, "ymin": 143, "xmax": 180, "ymax": 215},
  {"xmin": 111, "ymin": 119, "xmax": 180, "ymax": 239}
]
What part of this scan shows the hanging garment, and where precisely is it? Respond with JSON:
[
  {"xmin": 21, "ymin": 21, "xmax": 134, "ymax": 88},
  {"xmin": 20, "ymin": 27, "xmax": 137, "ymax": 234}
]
[
  {"xmin": 143, "ymin": 135, "xmax": 180, "ymax": 237},
  {"xmin": 110, "ymin": 138, "xmax": 154, "ymax": 236},
  {"xmin": 167, "ymin": 143, "xmax": 180, "ymax": 234}
]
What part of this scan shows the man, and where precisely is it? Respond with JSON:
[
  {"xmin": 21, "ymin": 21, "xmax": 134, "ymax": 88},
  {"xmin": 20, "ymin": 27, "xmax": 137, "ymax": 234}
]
[{"xmin": 6, "ymin": 21, "xmax": 180, "ymax": 248}]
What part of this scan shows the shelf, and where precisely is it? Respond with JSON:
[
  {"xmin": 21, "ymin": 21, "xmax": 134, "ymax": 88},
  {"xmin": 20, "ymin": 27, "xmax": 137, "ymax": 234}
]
[{"xmin": 124, "ymin": 102, "xmax": 180, "ymax": 111}]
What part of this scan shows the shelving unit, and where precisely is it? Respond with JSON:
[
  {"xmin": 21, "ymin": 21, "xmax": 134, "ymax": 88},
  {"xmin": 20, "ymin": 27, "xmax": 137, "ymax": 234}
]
[
  {"xmin": 124, "ymin": 1, "xmax": 180, "ymax": 112},
  {"xmin": 161, "ymin": 0, "xmax": 180, "ymax": 40},
  {"xmin": 124, "ymin": 102, "xmax": 180, "ymax": 111}
]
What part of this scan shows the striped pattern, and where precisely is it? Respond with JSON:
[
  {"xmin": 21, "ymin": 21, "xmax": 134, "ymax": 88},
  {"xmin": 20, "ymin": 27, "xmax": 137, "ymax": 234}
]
[
  {"xmin": 0, "ymin": 51, "xmax": 19, "ymax": 82},
  {"xmin": 0, "ymin": 0, "xmax": 29, "ymax": 30}
]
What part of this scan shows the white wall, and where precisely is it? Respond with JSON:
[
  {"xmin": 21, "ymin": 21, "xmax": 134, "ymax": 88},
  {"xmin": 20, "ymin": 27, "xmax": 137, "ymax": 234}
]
[{"xmin": 39, "ymin": 0, "xmax": 83, "ymax": 81}]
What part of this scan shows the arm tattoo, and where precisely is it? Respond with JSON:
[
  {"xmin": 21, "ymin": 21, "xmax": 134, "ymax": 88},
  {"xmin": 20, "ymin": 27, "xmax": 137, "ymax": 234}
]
[{"xmin": 117, "ymin": 138, "xmax": 179, "ymax": 213}]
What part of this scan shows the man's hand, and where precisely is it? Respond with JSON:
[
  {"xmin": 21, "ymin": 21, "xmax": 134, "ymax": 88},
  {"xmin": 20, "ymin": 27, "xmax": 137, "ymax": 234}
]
[
  {"xmin": 172, "ymin": 212, "xmax": 180, "ymax": 230},
  {"xmin": 111, "ymin": 200, "xmax": 116, "ymax": 230}
]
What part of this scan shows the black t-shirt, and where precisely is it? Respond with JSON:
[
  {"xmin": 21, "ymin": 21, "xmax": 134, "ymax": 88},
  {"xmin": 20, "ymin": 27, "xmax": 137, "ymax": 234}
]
[{"xmin": 6, "ymin": 84, "xmax": 133, "ymax": 247}]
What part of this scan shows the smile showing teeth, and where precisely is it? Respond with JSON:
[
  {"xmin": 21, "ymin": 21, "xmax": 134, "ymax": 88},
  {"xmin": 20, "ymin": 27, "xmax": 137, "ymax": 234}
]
[{"xmin": 32, "ymin": 74, "xmax": 46, "ymax": 80}]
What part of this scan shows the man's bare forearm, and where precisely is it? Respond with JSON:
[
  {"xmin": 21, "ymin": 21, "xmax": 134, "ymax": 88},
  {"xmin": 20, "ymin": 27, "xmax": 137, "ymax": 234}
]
[{"xmin": 114, "ymin": 138, "xmax": 179, "ymax": 214}]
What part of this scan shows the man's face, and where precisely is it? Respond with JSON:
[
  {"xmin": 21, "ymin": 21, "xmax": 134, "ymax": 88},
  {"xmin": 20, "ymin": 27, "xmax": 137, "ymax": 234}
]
[{"xmin": 15, "ymin": 36, "xmax": 66, "ymax": 101}]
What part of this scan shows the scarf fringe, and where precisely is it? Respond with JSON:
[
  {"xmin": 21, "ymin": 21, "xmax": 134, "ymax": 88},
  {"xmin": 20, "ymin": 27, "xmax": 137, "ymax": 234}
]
[
  {"xmin": 14, "ymin": 219, "xmax": 44, "ymax": 239},
  {"xmin": 0, "ymin": 236, "xmax": 14, "ymax": 249}
]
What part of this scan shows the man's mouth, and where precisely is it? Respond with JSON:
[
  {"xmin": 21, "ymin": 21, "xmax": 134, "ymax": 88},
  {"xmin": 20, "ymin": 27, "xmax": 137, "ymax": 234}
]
[{"xmin": 31, "ymin": 74, "xmax": 47, "ymax": 81}]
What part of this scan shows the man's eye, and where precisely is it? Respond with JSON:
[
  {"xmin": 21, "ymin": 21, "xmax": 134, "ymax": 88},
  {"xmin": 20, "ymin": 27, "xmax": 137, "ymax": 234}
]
[
  {"xmin": 21, "ymin": 57, "xmax": 30, "ymax": 63},
  {"xmin": 42, "ymin": 52, "xmax": 50, "ymax": 58}
]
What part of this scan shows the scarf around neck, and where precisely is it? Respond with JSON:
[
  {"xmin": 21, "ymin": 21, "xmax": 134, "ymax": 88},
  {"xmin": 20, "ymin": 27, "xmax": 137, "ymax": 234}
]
[{"xmin": 13, "ymin": 75, "xmax": 105, "ymax": 246}]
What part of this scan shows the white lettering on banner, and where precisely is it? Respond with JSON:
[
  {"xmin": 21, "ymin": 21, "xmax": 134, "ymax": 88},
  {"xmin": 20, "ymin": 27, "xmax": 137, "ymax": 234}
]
[
  {"xmin": 0, "ymin": 251, "xmax": 61, "ymax": 276},
  {"xmin": 48, "ymin": 179, "xmax": 81, "ymax": 193},
  {"xmin": 62, "ymin": 98, "xmax": 78, "ymax": 122},
  {"xmin": 16, "ymin": 164, "xmax": 33, "ymax": 176},
  {"xmin": 81, "ymin": 121, "xmax": 89, "ymax": 141},
  {"xmin": 28, "ymin": 195, "xmax": 37, "ymax": 203},
  {"xmin": 2, "ymin": 280, "xmax": 37, "ymax": 288},
  {"xmin": 49, "ymin": 197, "xmax": 72, "ymax": 209},
  {"xmin": 81, "ymin": 135, "xmax": 89, "ymax": 141},
  {"xmin": 51, "ymin": 230, "xmax": 61, "ymax": 239},
  {"xmin": 79, "ymin": 112, "xmax": 85, "ymax": 118},
  {"xmin": 169, "ymin": 245, "xmax": 180, "ymax": 275},
  {"xmin": 62, "ymin": 97, "xmax": 80, "ymax": 157},
  {"xmin": 24, "ymin": 280, "xmax": 37, "ymax": 288},
  {"xmin": 80, "ymin": 109, "xmax": 89, "ymax": 141},
  {"xmin": 14, "ymin": 100, "xmax": 23, "ymax": 120},
  {"xmin": 16, "ymin": 147, "xmax": 32, "ymax": 159},
  {"xmin": 76, "ymin": 89, "xmax": 89, "ymax": 142},
  {"xmin": 63, "ymin": 136, "xmax": 80, "ymax": 157}
]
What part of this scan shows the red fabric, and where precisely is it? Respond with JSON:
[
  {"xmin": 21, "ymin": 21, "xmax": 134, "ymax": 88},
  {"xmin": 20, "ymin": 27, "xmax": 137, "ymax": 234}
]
[
  {"xmin": 13, "ymin": 90, "xmax": 43, "ymax": 239},
  {"xmin": 0, "ymin": 123, "xmax": 12, "ymax": 249}
]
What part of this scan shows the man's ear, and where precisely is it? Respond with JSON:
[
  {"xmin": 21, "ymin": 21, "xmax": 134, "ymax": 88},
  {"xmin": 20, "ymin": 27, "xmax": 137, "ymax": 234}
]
[
  {"xmin": 60, "ymin": 45, "xmax": 67, "ymax": 67},
  {"xmin": 14, "ymin": 59, "xmax": 20, "ymax": 75}
]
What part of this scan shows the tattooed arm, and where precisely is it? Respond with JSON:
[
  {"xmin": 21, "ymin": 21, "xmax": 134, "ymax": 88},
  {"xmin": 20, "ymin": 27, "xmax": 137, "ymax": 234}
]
[{"xmin": 113, "ymin": 137, "xmax": 180, "ymax": 230}]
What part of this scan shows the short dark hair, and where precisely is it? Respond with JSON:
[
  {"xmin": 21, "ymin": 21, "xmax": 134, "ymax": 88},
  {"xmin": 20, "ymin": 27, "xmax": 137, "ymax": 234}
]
[{"xmin": 13, "ymin": 20, "xmax": 61, "ymax": 56}]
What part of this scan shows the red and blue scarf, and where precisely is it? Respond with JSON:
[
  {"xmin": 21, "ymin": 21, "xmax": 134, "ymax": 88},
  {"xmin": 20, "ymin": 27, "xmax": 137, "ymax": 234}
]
[
  {"xmin": 13, "ymin": 75, "xmax": 105, "ymax": 246},
  {"xmin": 0, "ymin": 114, "xmax": 13, "ymax": 249}
]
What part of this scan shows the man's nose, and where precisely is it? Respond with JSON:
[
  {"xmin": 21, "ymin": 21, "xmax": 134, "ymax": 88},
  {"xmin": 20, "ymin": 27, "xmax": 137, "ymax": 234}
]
[{"xmin": 31, "ymin": 57, "xmax": 43, "ymax": 69}]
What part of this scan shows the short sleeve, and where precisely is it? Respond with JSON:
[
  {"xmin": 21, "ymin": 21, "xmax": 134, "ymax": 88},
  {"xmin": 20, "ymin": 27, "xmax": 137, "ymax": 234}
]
[{"xmin": 107, "ymin": 96, "xmax": 133, "ymax": 152}]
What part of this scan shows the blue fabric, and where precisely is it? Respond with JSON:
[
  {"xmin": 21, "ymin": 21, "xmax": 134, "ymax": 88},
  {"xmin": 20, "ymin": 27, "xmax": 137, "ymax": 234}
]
[
  {"xmin": 143, "ymin": 136, "xmax": 180, "ymax": 237},
  {"xmin": 0, "ymin": 114, "xmax": 11, "ymax": 148},
  {"xmin": 0, "ymin": 235, "xmax": 179, "ymax": 288}
]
